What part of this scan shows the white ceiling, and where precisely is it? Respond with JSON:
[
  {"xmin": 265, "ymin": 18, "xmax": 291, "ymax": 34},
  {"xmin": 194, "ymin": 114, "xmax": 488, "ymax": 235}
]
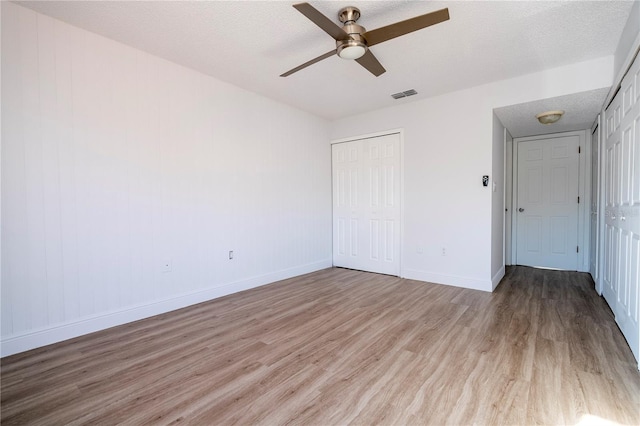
[
  {"xmin": 494, "ymin": 87, "xmax": 610, "ymax": 138},
  {"xmin": 16, "ymin": 0, "xmax": 634, "ymax": 125}
]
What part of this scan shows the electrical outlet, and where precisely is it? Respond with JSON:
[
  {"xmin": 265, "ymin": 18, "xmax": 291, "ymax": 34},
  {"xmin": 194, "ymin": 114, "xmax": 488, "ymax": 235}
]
[
  {"xmin": 441, "ymin": 247, "xmax": 446, "ymax": 256},
  {"xmin": 229, "ymin": 250, "xmax": 234, "ymax": 260},
  {"xmin": 417, "ymin": 246, "xmax": 424, "ymax": 254}
]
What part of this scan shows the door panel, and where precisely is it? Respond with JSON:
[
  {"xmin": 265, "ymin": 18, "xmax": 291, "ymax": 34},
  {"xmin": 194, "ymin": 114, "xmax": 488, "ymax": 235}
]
[
  {"xmin": 516, "ymin": 135, "xmax": 580, "ymax": 270},
  {"xmin": 603, "ymin": 53, "xmax": 640, "ymax": 364},
  {"xmin": 332, "ymin": 133, "xmax": 401, "ymax": 275}
]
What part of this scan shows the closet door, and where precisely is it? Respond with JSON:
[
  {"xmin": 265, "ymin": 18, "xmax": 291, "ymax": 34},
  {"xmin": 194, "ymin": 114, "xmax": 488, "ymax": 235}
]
[
  {"xmin": 603, "ymin": 54, "xmax": 640, "ymax": 363},
  {"xmin": 332, "ymin": 133, "xmax": 401, "ymax": 276}
]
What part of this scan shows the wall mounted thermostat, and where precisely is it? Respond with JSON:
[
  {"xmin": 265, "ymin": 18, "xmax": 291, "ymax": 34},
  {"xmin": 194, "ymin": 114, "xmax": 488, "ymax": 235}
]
[{"xmin": 482, "ymin": 175, "xmax": 489, "ymax": 187}]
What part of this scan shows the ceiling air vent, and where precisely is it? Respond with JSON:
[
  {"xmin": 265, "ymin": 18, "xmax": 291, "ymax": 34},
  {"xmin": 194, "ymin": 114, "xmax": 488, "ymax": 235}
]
[{"xmin": 391, "ymin": 89, "xmax": 418, "ymax": 99}]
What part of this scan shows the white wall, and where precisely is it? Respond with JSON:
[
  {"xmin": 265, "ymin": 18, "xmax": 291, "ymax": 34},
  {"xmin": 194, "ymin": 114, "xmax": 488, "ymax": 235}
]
[
  {"xmin": 1, "ymin": 2, "xmax": 332, "ymax": 356},
  {"xmin": 1, "ymin": 2, "xmax": 622, "ymax": 356},
  {"xmin": 614, "ymin": 0, "xmax": 640, "ymax": 82},
  {"xmin": 329, "ymin": 56, "xmax": 614, "ymax": 291},
  {"xmin": 491, "ymin": 114, "xmax": 505, "ymax": 288}
]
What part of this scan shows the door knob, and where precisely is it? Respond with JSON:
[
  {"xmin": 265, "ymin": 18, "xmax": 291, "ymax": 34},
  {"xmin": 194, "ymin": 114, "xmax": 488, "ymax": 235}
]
[{"xmin": 518, "ymin": 208, "xmax": 525, "ymax": 212}]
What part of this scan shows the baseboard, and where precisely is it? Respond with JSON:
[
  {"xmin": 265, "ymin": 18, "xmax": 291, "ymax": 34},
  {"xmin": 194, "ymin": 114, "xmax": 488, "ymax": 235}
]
[
  {"xmin": 401, "ymin": 269, "xmax": 493, "ymax": 292},
  {"xmin": 492, "ymin": 266, "xmax": 506, "ymax": 291},
  {"xmin": 1, "ymin": 259, "xmax": 332, "ymax": 357}
]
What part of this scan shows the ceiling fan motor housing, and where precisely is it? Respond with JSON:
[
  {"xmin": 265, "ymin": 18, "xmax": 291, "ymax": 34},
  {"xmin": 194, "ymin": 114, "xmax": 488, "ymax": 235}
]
[
  {"xmin": 336, "ymin": 6, "xmax": 368, "ymax": 59},
  {"xmin": 336, "ymin": 22, "xmax": 367, "ymax": 59}
]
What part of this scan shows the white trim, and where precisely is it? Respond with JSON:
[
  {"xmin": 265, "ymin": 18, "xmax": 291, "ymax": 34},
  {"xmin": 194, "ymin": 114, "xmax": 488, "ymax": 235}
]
[
  {"xmin": 330, "ymin": 128, "xmax": 405, "ymax": 145},
  {"xmin": 400, "ymin": 132, "xmax": 405, "ymax": 279},
  {"xmin": 503, "ymin": 128, "xmax": 507, "ymax": 268},
  {"xmin": 505, "ymin": 130, "xmax": 514, "ymax": 266},
  {"xmin": 402, "ymin": 269, "xmax": 492, "ymax": 292},
  {"xmin": 330, "ymin": 129, "xmax": 405, "ymax": 278},
  {"xmin": 0, "ymin": 259, "xmax": 332, "ymax": 357},
  {"xmin": 595, "ymin": 115, "xmax": 606, "ymax": 296},
  {"xmin": 512, "ymin": 130, "xmax": 589, "ymax": 271},
  {"xmin": 605, "ymin": 34, "xmax": 640, "ymax": 108},
  {"xmin": 492, "ymin": 265, "xmax": 506, "ymax": 290},
  {"xmin": 511, "ymin": 139, "xmax": 518, "ymax": 264},
  {"xmin": 581, "ymin": 130, "xmax": 592, "ymax": 272},
  {"xmin": 589, "ymin": 116, "xmax": 604, "ymax": 294}
]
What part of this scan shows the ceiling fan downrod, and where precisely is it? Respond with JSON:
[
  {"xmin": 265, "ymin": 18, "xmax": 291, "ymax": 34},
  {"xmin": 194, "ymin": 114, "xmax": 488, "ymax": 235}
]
[{"xmin": 338, "ymin": 6, "xmax": 360, "ymax": 24}]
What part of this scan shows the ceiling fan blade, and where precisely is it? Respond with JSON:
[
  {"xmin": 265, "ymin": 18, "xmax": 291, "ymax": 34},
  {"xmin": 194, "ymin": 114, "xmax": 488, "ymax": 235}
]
[
  {"xmin": 280, "ymin": 49, "xmax": 337, "ymax": 77},
  {"xmin": 355, "ymin": 50, "xmax": 386, "ymax": 77},
  {"xmin": 363, "ymin": 8, "xmax": 450, "ymax": 47},
  {"xmin": 293, "ymin": 3, "xmax": 351, "ymax": 41}
]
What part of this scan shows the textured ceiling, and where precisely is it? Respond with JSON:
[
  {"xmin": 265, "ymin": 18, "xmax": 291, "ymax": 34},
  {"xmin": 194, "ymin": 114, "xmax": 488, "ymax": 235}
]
[
  {"xmin": 16, "ymin": 0, "xmax": 634, "ymax": 122},
  {"xmin": 494, "ymin": 88, "xmax": 610, "ymax": 138}
]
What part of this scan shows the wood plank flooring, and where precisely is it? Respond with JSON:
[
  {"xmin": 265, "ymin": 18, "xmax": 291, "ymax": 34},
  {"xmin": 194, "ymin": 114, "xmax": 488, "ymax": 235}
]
[{"xmin": 2, "ymin": 266, "xmax": 639, "ymax": 425}]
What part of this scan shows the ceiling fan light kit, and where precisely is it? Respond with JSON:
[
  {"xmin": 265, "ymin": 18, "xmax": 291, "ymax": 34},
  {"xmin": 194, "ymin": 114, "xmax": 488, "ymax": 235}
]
[
  {"xmin": 337, "ymin": 41, "xmax": 367, "ymax": 59},
  {"xmin": 536, "ymin": 110, "xmax": 565, "ymax": 125},
  {"xmin": 281, "ymin": 3, "xmax": 450, "ymax": 77}
]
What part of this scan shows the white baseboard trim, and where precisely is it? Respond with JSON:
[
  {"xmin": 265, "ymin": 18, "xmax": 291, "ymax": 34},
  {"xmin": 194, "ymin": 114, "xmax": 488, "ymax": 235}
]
[
  {"xmin": 401, "ymin": 269, "xmax": 492, "ymax": 292},
  {"xmin": 492, "ymin": 266, "xmax": 506, "ymax": 291},
  {"xmin": 1, "ymin": 259, "xmax": 332, "ymax": 357}
]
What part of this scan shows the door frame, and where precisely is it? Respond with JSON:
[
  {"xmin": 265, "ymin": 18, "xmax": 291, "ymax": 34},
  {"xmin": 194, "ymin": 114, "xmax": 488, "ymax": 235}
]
[
  {"xmin": 504, "ymin": 128, "xmax": 514, "ymax": 265},
  {"xmin": 330, "ymin": 128, "xmax": 405, "ymax": 277},
  {"xmin": 510, "ymin": 130, "xmax": 590, "ymax": 271},
  {"xmin": 591, "ymin": 115, "xmax": 605, "ymax": 295}
]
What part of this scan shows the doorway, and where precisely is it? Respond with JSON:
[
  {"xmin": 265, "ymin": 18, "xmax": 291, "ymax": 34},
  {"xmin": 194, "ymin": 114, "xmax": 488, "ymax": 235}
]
[
  {"xmin": 512, "ymin": 131, "xmax": 585, "ymax": 270},
  {"xmin": 331, "ymin": 132, "xmax": 402, "ymax": 276}
]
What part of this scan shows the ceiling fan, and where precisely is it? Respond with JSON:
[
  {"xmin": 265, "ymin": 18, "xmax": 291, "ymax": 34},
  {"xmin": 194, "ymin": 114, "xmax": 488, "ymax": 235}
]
[{"xmin": 281, "ymin": 2, "xmax": 450, "ymax": 77}]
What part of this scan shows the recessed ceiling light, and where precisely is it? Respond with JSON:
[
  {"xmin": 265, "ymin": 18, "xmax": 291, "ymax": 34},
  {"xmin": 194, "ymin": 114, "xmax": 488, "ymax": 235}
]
[{"xmin": 536, "ymin": 110, "xmax": 564, "ymax": 125}]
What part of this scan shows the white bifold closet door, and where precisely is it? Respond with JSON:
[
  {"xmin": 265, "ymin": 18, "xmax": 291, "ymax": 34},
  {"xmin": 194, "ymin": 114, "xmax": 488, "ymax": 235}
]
[
  {"xmin": 332, "ymin": 133, "xmax": 401, "ymax": 276},
  {"xmin": 603, "ymin": 53, "xmax": 640, "ymax": 364}
]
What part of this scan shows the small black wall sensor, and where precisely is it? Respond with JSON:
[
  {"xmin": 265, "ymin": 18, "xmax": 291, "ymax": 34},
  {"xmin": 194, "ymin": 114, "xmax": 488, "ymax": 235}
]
[{"xmin": 482, "ymin": 175, "xmax": 489, "ymax": 187}]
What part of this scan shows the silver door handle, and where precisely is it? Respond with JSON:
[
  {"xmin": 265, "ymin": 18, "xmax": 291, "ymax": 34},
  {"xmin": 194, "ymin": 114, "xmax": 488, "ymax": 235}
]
[{"xmin": 518, "ymin": 208, "xmax": 525, "ymax": 212}]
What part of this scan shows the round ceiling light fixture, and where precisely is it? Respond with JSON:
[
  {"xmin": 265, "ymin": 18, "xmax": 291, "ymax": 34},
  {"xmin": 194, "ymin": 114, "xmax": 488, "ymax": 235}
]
[
  {"xmin": 337, "ymin": 39, "xmax": 367, "ymax": 59},
  {"xmin": 536, "ymin": 110, "xmax": 565, "ymax": 125}
]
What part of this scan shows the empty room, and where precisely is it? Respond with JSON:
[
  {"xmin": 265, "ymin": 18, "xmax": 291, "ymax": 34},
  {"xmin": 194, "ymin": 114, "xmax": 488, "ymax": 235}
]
[{"xmin": 2, "ymin": 0, "xmax": 639, "ymax": 424}]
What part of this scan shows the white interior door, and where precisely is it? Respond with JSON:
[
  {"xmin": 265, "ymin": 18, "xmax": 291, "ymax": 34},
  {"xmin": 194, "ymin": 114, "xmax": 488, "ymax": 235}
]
[
  {"xmin": 332, "ymin": 133, "xmax": 401, "ymax": 276},
  {"xmin": 603, "ymin": 53, "xmax": 640, "ymax": 363},
  {"xmin": 515, "ymin": 134, "xmax": 580, "ymax": 270}
]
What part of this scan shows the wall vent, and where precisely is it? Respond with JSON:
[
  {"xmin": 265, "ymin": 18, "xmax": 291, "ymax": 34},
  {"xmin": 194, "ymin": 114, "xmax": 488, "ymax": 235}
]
[{"xmin": 391, "ymin": 89, "xmax": 418, "ymax": 99}]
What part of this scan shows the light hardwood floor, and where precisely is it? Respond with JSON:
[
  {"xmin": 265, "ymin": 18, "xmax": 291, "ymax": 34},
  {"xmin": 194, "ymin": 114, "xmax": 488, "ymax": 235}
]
[{"xmin": 2, "ymin": 266, "xmax": 639, "ymax": 425}]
